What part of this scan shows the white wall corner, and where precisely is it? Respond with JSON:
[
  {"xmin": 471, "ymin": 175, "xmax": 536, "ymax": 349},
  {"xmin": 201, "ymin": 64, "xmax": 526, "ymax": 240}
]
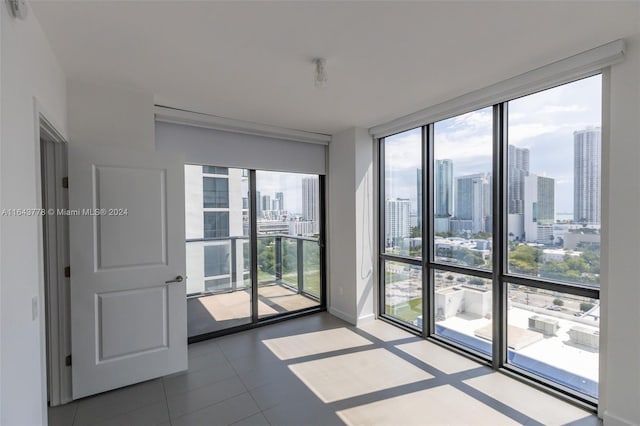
[
  {"xmin": 328, "ymin": 306, "xmax": 357, "ymax": 325},
  {"xmin": 356, "ymin": 313, "xmax": 376, "ymax": 326},
  {"xmin": 327, "ymin": 127, "xmax": 376, "ymax": 326}
]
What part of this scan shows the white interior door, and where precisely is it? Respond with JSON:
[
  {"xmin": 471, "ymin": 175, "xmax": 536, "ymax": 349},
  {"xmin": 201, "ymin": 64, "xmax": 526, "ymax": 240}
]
[{"xmin": 68, "ymin": 145, "xmax": 187, "ymax": 399}]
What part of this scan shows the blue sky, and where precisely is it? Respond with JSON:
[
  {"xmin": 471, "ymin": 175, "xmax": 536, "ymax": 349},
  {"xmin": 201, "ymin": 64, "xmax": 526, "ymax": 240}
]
[{"xmin": 385, "ymin": 74, "xmax": 602, "ymax": 215}]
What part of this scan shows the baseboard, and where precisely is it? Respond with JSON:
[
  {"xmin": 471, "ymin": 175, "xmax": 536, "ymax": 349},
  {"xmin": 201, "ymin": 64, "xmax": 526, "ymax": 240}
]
[
  {"xmin": 603, "ymin": 411, "xmax": 638, "ymax": 426},
  {"xmin": 356, "ymin": 313, "xmax": 375, "ymax": 325},
  {"xmin": 328, "ymin": 307, "xmax": 357, "ymax": 325}
]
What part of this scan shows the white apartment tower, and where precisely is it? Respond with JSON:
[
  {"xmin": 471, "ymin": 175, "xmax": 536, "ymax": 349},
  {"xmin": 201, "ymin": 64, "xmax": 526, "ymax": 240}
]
[
  {"xmin": 574, "ymin": 127, "xmax": 601, "ymax": 225},
  {"xmin": 302, "ymin": 177, "xmax": 319, "ymax": 221},
  {"xmin": 385, "ymin": 198, "xmax": 411, "ymax": 246}
]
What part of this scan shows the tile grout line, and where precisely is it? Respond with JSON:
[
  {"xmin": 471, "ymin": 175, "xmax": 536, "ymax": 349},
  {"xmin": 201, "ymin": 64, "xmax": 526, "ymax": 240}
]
[
  {"xmin": 161, "ymin": 377, "xmax": 173, "ymax": 426},
  {"xmin": 216, "ymin": 337, "xmax": 273, "ymax": 426},
  {"xmin": 74, "ymin": 381, "xmax": 167, "ymax": 426},
  {"xmin": 71, "ymin": 403, "xmax": 79, "ymax": 426},
  {"xmin": 169, "ymin": 388, "xmax": 251, "ymax": 424},
  {"xmin": 167, "ymin": 341, "xmax": 251, "ymax": 424}
]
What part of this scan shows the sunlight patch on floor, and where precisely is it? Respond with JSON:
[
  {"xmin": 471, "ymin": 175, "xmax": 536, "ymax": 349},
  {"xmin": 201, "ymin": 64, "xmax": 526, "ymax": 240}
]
[
  {"xmin": 396, "ymin": 340, "xmax": 482, "ymax": 375},
  {"xmin": 288, "ymin": 348, "xmax": 433, "ymax": 403},
  {"xmin": 337, "ymin": 384, "xmax": 520, "ymax": 426},
  {"xmin": 463, "ymin": 372, "xmax": 595, "ymax": 425},
  {"xmin": 263, "ymin": 327, "xmax": 372, "ymax": 360}
]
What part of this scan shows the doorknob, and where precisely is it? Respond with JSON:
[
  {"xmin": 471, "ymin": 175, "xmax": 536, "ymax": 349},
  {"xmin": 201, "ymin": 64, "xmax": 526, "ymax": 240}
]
[{"xmin": 165, "ymin": 275, "xmax": 184, "ymax": 284}]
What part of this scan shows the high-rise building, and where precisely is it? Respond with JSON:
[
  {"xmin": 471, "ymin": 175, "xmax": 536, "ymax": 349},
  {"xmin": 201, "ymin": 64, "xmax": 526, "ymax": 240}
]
[
  {"xmin": 508, "ymin": 145, "xmax": 530, "ymax": 214},
  {"xmin": 261, "ymin": 195, "xmax": 271, "ymax": 213},
  {"xmin": 574, "ymin": 127, "xmax": 601, "ymax": 225},
  {"xmin": 385, "ymin": 198, "xmax": 411, "ymax": 245},
  {"xmin": 435, "ymin": 159, "xmax": 454, "ymax": 217},
  {"xmin": 452, "ymin": 173, "xmax": 491, "ymax": 234},
  {"xmin": 185, "ymin": 165, "xmax": 248, "ymax": 295},
  {"xmin": 302, "ymin": 177, "xmax": 319, "ymax": 221},
  {"xmin": 274, "ymin": 192, "xmax": 284, "ymax": 211},
  {"xmin": 524, "ymin": 174, "xmax": 555, "ymax": 242}
]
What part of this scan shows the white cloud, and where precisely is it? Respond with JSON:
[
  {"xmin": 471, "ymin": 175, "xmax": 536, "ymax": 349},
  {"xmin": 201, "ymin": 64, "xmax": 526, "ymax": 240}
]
[{"xmin": 541, "ymin": 104, "xmax": 587, "ymax": 113}]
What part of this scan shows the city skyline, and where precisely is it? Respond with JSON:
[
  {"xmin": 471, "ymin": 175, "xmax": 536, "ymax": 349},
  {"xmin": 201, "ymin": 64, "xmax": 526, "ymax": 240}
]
[
  {"xmin": 256, "ymin": 171, "xmax": 319, "ymax": 216},
  {"xmin": 384, "ymin": 75, "xmax": 602, "ymax": 214}
]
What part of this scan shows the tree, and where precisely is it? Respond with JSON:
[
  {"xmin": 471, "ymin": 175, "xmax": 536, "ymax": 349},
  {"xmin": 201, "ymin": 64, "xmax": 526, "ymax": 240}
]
[
  {"xmin": 553, "ymin": 298, "xmax": 564, "ymax": 306},
  {"xmin": 410, "ymin": 226, "xmax": 421, "ymax": 238},
  {"xmin": 454, "ymin": 248, "xmax": 484, "ymax": 267},
  {"xmin": 580, "ymin": 249, "xmax": 600, "ymax": 274},
  {"xmin": 509, "ymin": 245, "xmax": 542, "ymax": 275},
  {"xmin": 257, "ymin": 238, "xmax": 275, "ymax": 274}
]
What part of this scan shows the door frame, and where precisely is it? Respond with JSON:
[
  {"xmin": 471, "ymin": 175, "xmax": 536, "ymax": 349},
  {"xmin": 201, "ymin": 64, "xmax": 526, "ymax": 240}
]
[
  {"xmin": 188, "ymin": 169, "xmax": 328, "ymax": 344},
  {"xmin": 35, "ymin": 102, "xmax": 72, "ymax": 407}
]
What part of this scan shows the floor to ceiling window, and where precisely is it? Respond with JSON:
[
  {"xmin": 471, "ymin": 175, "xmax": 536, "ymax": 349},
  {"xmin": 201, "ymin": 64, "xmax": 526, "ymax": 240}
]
[
  {"xmin": 381, "ymin": 128, "xmax": 423, "ymax": 326},
  {"xmin": 379, "ymin": 75, "xmax": 601, "ymax": 405},
  {"xmin": 185, "ymin": 165, "xmax": 325, "ymax": 340}
]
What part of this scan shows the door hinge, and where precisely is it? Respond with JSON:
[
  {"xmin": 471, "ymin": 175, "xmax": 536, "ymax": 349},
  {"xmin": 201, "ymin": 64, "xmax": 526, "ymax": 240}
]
[
  {"xmin": 62, "ymin": 177, "xmax": 68, "ymax": 189},
  {"xmin": 65, "ymin": 355, "xmax": 72, "ymax": 366},
  {"xmin": 64, "ymin": 266, "xmax": 70, "ymax": 278}
]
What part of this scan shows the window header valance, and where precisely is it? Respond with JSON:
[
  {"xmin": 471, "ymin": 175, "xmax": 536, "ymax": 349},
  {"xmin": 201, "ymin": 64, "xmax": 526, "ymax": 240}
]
[
  {"xmin": 155, "ymin": 108, "xmax": 328, "ymax": 175},
  {"xmin": 369, "ymin": 39, "xmax": 625, "ymax": 139}
]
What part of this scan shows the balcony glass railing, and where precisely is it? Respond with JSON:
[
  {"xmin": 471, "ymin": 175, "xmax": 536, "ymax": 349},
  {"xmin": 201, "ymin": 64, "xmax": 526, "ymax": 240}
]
[{"xmin": 186, "ymin": 235, "xmax": 321, "ymax": 299}]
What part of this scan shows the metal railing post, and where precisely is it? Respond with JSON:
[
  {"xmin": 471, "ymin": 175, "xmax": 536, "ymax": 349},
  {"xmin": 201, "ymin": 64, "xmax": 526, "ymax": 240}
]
[
  {"xmin": 230, "ymin": 237, "xmax": 237, "ymax": 292},
  {"xmin": 275, "ymin": 236, "xmax": 282, "ymax": 282},
  {"xmin": 297, "ymin": 238, "xmax": 304, "ymax": 294}
]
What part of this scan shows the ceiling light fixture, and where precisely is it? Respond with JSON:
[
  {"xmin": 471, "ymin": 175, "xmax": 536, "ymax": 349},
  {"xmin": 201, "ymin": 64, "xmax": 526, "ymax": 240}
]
[{"xmin": 313, "ymin": 58, "xmax": 327, "ymax": 88}]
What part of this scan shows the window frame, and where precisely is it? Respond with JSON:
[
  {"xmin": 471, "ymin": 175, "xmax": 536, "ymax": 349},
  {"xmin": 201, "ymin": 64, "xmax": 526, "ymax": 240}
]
[
  {"xmin": 377, "ymin": 75, "xmax": 602, "ymax": 409},
  {"xmin": 186, "ymin": 163, "xmax": 328, "ymax": 343}
]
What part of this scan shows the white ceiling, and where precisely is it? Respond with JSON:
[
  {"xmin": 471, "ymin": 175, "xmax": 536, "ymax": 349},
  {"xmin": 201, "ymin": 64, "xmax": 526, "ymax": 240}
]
[{"xmin": 31, "ymin": 1, "xmax": 639, "ymax": 135}]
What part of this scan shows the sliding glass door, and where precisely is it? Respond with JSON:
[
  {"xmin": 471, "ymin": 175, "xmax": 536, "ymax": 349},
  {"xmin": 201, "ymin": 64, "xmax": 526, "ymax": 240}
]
[
  {"xmin": 186, "ymin": 166, "xmax": 324, "ymax": 339},
  {"xmin": 256, "ymin": 171, "xmax": 322, "ymax": 319}
]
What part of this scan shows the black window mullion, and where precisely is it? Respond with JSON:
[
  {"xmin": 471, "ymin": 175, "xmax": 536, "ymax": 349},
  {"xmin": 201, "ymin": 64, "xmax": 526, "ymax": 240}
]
[
  {"xmin": 378, "ymin": 137, "xmax": 387, "ymax": 318},
  {"xmin": 380, "ymin": 254, "xmax": 422, "ymax": 266},
  {"xmin": 429, "ymin": 261, "xmax": 495, "ymax": 278},
  {"xmin": 493, "ymin": 102, "xmax": 508, "ymax": 370},
  {"xmin": 422, "ymin": 125, "xmax": 432, "ymax": 338},
  {"xmin": 502, "ymin": 274, "xmax": 599, "ymax": 300},
  {"xmin": 249, "ymin": 170, "xmax": 259, "ymax": 323},
  {"xmin": 426, "ymin": 261, "xmax": 493, "ymax": 280}
]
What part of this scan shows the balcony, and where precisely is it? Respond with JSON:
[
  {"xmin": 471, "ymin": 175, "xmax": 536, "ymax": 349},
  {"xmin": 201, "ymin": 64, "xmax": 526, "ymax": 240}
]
[{"xmin": 186, "ymin": 235, "xmax": 321, "ymax": 337}]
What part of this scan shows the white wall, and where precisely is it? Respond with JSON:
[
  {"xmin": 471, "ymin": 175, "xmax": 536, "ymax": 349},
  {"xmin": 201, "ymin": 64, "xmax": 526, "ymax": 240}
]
[
  {"xmin": 68, "ymin": 80, "xmax": 155, "ymax": 151},
  {"xmin": 602, "ymin": 30, "xmax": 640, "ymax": 426},
  {"xmin": 0, "ymin": 3, "xmax": 67, "ymax": 425},
  {"xmin": 328, "ymin": 127, "xmax": 375, "ymax": 324}
]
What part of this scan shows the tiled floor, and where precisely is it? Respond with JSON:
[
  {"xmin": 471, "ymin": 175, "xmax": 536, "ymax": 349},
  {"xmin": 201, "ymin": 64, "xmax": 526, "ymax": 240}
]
[{"xmin": 49, "ymin": 313, "xmax": 601, "ymax": 426}]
